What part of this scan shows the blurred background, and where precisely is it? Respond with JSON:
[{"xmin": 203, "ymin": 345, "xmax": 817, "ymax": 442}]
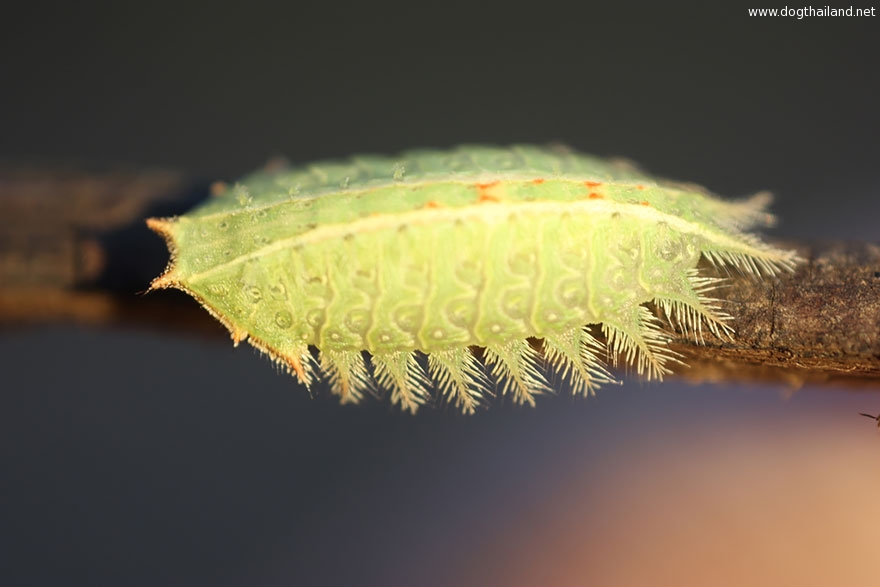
[{"xmin": 1, "ymin": 2, "xmax": 878, "ymax": 585}]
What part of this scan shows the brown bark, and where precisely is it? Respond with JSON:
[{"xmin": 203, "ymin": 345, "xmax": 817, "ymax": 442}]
[
  {"xmin": 669, "ymin": 240, "xmax": 880, "ymax": 387},
  {"xmin": 0, "ymin": 165, "xmax": 219, "ymax": 337}
]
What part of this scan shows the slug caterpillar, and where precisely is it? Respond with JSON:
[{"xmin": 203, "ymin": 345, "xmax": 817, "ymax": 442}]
[{"xmin": 147, "ymin": 145, "xmax": 800, "ymax": 413}]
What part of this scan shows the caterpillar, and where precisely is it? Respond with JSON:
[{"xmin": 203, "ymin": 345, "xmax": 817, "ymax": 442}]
[{"xmin": 147, "ymin": 145, "xmax": 800, "ymax": 413}]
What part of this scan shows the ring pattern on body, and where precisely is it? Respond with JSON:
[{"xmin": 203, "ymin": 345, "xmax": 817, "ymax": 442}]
[{"xmin": 147, "ymin": 145, "xmax": 800, "ymax": 413}]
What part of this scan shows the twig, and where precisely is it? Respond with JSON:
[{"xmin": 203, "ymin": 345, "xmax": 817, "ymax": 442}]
[{"xmin": 1, "ymin": 166, "xmax": 878, "ymax": 387}]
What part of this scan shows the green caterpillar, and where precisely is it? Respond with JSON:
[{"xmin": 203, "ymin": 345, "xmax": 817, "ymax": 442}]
[{"xmin": 147, "ymin": 145, "xmax": 800, "ymax": 413}]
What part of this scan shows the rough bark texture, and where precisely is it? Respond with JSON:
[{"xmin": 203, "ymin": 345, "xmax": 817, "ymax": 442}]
[
  {"xmin": 2, "ymin": 166, "xmax": 878, "ymax": 387},
  {"xmin": 0, "ymin": 165, "xmax": 217, "ymax": 336},
  {"xmin": 669, "ymin": 240, "xmax": 880, "ymax": 387}
]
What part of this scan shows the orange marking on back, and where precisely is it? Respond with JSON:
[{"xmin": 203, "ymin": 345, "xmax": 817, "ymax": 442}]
[
  {"xmin": 635, "ymin": 184, "xmax": 646, "ymax": 190},
  {"xmin": 475, "ymin": 181, "xmax": 501, "ymax": 203},
  {"xmin": 210, "ymin": 181, "xmax": 228, "ymax": 197},
  {"xmin": 588, "ymin": 192, "xmax": 603, "ymax": 199},
  {"xmin": 640, "ymin": 201, "xmax": 651, "ymax": 206},
  {"xmin": 531, "ymin": 178, "xmax": 545, "ymax": 185},
  {"xmin": 424, "ymin": 200, "xmax": 443, "ymax": 209},
  {"xmin": 584, "ymin": 181, "xmax": 603, "ymax": 188}
]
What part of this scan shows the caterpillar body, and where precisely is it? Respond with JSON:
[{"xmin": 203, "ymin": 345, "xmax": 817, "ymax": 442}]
[{"xmin": 147, "ymin": 145, "xmax": 800, "ymax": 413}]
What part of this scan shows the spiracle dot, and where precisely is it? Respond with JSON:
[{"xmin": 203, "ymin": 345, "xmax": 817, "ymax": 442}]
[
  {"xmin": 619, "ymin": 242, "xmax": 640, "ymax": 262},
  {"xmin": 684, "ymin": 236, "xmax": 699, "ymax": 258},
  {"xmin": 274, "ymin": 310, "xmax": 293, "ymax": 329},
  {"xmin": 647, "ymin": 267, "xmax": 665, "ymax": 282},
  {"xmin": 610, "ymin": 269, "xmax": 631, "ymax": 290},
  {"xmin": 345, "ymin": 309, "xmax": 370, "ymax": 334},
  {"xmin": 243, "ymin": 285, "xmax": 262, "ymax": 304},
  {"xmin": 432, "ymin": 329, "xmax": 445, "ymax": 340},
  {"xmin": 503, "ymin": 292, "xmax": 527, "ymax": 318},
  {"xmin": 655, "ymin": 240, "xmax": 682, "ymax": 262},
  {"xmin": 455, "ymin": 260, "xmax": 482, "ymax": 286},
  {"xmin": 306, "ymin": 308, "xmax": 325, "ymax": 327},
  {"xmin": 508, "ymin": 252, "xmax": 535, "ymax": 275},
  {"xmin": 394, "ymin": 305, "xmax": 423, "ymax": 332},
  {"xmin": 445, "ymin": 298, "xmax": 475, "ymax": 327},
  {"xmin": 269, "ymin": 282, "xmax": 287, "ymax": 298},
  {"xmin": 556, "ymin": 278, "xmax": 584, "ymax": 306}
]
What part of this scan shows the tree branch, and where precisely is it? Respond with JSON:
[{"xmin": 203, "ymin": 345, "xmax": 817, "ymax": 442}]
[{"xmin": 2, "ymin": 166, "xmax": 878, "ymax": 386}]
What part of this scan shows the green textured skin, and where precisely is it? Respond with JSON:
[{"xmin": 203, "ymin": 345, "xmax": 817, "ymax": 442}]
[{"xmin": 148, "ymin": 145, "xmax": 800, "ymax": 412}]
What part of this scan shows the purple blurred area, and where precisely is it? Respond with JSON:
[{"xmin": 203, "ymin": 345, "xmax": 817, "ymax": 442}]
[
  {"xmin": 1, "ymin": 2, "xmax": 879, "ymax": 586},
  {"xmin": 3, "ymin": 328, "xmax": 878, "ymax": 586}
]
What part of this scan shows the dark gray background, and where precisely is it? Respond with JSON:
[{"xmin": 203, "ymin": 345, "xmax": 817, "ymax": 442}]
[{"xmin": 1, "ymin": 2, "xmax": 878, "ymax": 586}]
